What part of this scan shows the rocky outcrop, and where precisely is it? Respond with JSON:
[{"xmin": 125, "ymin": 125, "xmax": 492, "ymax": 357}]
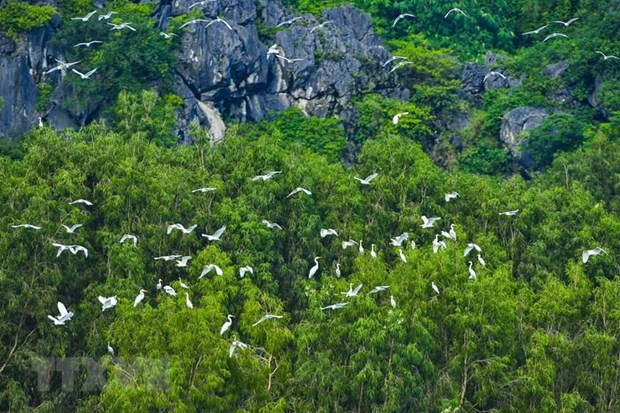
[{"xmin": 500, "ymin": 106, "xmax": 549, "ymax": 155}]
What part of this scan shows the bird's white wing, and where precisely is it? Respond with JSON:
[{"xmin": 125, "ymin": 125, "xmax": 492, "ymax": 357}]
[
  {"xmin": 213, "ymin": 225, "xmax": 226, "ymax": 238},
  {"xmin": 57, "ymin": 302, "xmax": 68, "ymax": 316},
  {"xmin": 352, "ymin": 284, "xmax": 363, "ymax": 295},
  {"xmin": 364, "ymin": 172, "xmax": 378, "ymax": 183}
]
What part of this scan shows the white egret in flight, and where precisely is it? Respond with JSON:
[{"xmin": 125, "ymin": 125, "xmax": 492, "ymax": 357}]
[
  {"xmin": 191, "ymin": 187, "xmax": 216, "ymax": 193},
  {"xmin": 553, "ymin": 18, "xmax": 579, "ymax": 27},
  {"xmin": 320, "ymin": 228, "xmax": 338, "ymax": 238},
  {"xmin": 421, "ymin": 215, "xmax": 441, "ymax": 229},
  {"xmin": 98, "ymin": 11, "xmax": 117, "ymax": 21},
  {"xmin": 229, "ymin": 340, "xmax": 248, "ymax": 358},
  {"xmin": 48, "ymin": 302, "xmax": 74, "ymax": 326},
  {"xmin": 483, "ymin": 71, "xmax": 506, "ymax": 82},
  {"xmin": 220, "ymin": 315, "xmax": 234, "ymax": 335},
  {"xmin": 98, "ymin": 296, "xmax": 118, "ymax": 312},
  {"xmin": 262, "ymin": 220, "xmax": 283, "ymax": 230},
  {"xmin": 499, "ymin": 209, "xmax": 519, "ymax": 216},
  {"xmin": 582, "ymin": 247, "xmax": 607, "ymax": 263},
  {"xmin": 522, "ymin": 25, "xmax": 548, "ymax": 35},
  {"xmin": 160, "ymin": 32, "xmax": 177, "ymax": 39},
  {"xmin": 179, "ymin": 19, "xmax": 209, "ymax": 29},
  {"xmin": 71, "ymin": 10, "xmax": 97, "ymax": 22},
  {"xmin": 342, "ymin": 239, "xmax": 358, "ymax": 249},
  {"xmin": 595, "ymin": 51, "xmax": 620, "ymax": 61},
  {"xmin": 543, "ymin": 33, "xmax": 568, "ymax": 42},
  {"xmin": 445, "ymin": 8, "xmax": 468, "ymax": 18},
  {"xmin": 390, "ymin": 232, "xmax": 409, "ymax": 246},
  {"xmin": 432, "ymin": 234, "xmax": 447, "ymax": 253},
  {"xmin": 320, "ymin": 302, "xmax": 349, "ymax": 310},
  {"xmin": 355, "ymin": 172, "xmax": 379, "ymax": 185},
  {"xmin": 464, "ymin": 243, "xmax": 482, "ymax": 257},
  {"xmin": 392, "ymin": 13, "xmax": 415, "ymax": 27},
  {"xmin": 120, "ymin": 234, "xmax": 138, "ymax": 246},
  {"xmin": 252, "ymin": 314, "xmax": 283, "ymax": 327},
  {"xmin": 73, "ymin": 40, "xmax": 103, "ymax": 48},
  {"xmin": 341, "ymin": 283, "xmax": 363, "ymax": 297},
  {"xmin": 199, "ymin": 264, "xmax": 223, "ymax": 278},
  {"xmin": 308, "ymin": 257, "xmax": 320, "ymax": 278},
  {"xmin": 206, "ymin": 17, "xmax": 233, "ymax": 31},
  {"xmin": 276, "ymin": 16, "xmax": 303, "ymax": 27},
  {"xmin": 11, "ymin": 224, "xmax": 42, "ymax": 230},
  {"xmin": 369, "ymin": 285, "xmax": 390, "ymax": 294},
  {"xmin": 167, "ymin": 224, "xmax": 197, "ymax": 235},
  {"xmin": 188, "ymin": 0, "xmax": 216, "ymax": 9},
  {"xmin": 108, "ymin": 22, "xmax": 136, "ymax": 31},
  {"xmin": 202, "ymin": 225, "xmax": 226, "ymax": 241},
  {"xmin": 275, "ymin": 55, "xmax": 304, "ymax": 64},
  {"xmin": 133, "ymin": 289, "xmax": 147, "ymax": 307},
  {"xmin": 252, "ymin": 171, "xmax": 282, "ymax": 181},
  {"xmin": 239, "ymin": 266, "xmax": 254, "ymax": 278},
  {"xmin": 154, "ymin": 254, "xmax": 181, "ymax": 261},
  {"xmin": 389, "ymin": 60, "xmax": 413, "ymax": 73},
  {"xmin": 72, "ymin": 68, "xmax": 98, "ymax": 79},
  {"xmin": 45, "ymin": 59, "xmax": 81, "ymax": 75},
  {"xmin": 444, "ymin": 191, "xmax": 459, "ymax": 202},
  {"xmin": 382, "ymin": 55, "xmax": 406, "ymax": 67},
  {"xmin": 62, "ymin": 224, "xmax": 83, "ymax": 234},
  {"xmin": 175, "ymin": 256, "xmax": 192, "ymax": 267},
  {"xmin": 287, "ymin": 187, "xmax": 312, "ymax": 198},
  {"xmin": 69, "ymin": 199, "xmax": 93, "ymax": 206},
  {"xmin": 310, "ymin": 20, "xmax": 333, "ymax": 33}
]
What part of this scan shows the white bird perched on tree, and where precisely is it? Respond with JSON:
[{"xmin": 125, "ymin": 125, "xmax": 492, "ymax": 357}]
[
  {"xmin": 595, "ymin": 51, "xmax": 620, "ymax": 61},
  {"xmin": 477, "ymin": 254, "xmax": 486, "ymax": 267},
  {"xmin": 421, "ymin": 215, "xmax": 441, "ymax": 229},
  {"xmin": 441, "ymin": 224, "xmax": 457, "ymax": 241},
  {"xmin": 120, "ymin": 234, "xmax": 138, "ymax": 246},
  {"xmin": 321, "ymin": 302, "xmax": 349, "ymax": 310},
  {"xmin": 582, "ymin": 247, "xmax": 607, "ymax": 263},
  {"xmin": 369, "ymin": 285, "xmax": 390, "ymax": 294},
  {"xmin": 432, "ymin": 234, "xmax": 447, "ymax": 253},
  {"xmin": 554, "ymin": 18, "xmax": 579, "ymax": 27},
  {"xmin": 276, "ymin": 16, "xmax": 303, "ymax": 27},
  {"xmin": 11, "ymin": 224, "xmax": 42, "ymax": 230},
  {"xmin": 320, "ymin": 228, "xmax": 338, "ymax": 238},
  {"xmin": 202, "ymin": 225, "xmax": 226, "ymax": 241},
  {"xmin": 445, "ymin": 7, "xmax": 468, "ymax": 18},
  {"xmin": 522, "ymin": 25, "xmax": 548, "ymax": 35},
  {"xmin": 390, "ymin": 231, "xmax": 409, "ymax": 246},
  {"xmin": 543, "ymin": 32, "xmax": 568, "ymax": 42},
  {"xmin": 335, "ymin": 263, "xmax": 341, "ymax": 278},
  {"xmin": 310, "ymin": 20, "xmax": 333, "ymax": 33},
  {"xmin": 98, "ymin": 296, "xmax": 118, "ymax": 312},
  {"xmin": 239, "ymin": 266, "xmax": 254, "ymax": 278},
  {"xmin": 392, "ymin": 112, "xmax": 408, "ymax": 125},
  {"xmin": 62, "ymin": 224, "xmax": 83, "ymax": 234},
  {"xmin": 48, "ymin": 302, "xmax": 74, "ymax": 326},
  {"xmin": 229, "ymin": 340, "xmax": 248, "ymax": 358},
  {"xmin": 252, "ymin": 171, "xmax": 282, "ymax": 181},
  {"xmin": 220, "ymin": 315, "xmax": 234, "ymax": 335},
  {"xmin": 108, "ymin": 22, "xmax": 136, "ymax": 31},
  {"xmin": 175, "ymin": 256, "xmax": 192, "ymax": 267},
  {"xmin": 358, "ymin": 240, "xmax": 364, "ymax": 254},
  {"xmin": 390, "ymin": 295, "xmax": 396, "ymax": 308},
  {"xmin": 98, "ymin": 11, "xmax": 117, "ymax": 21},
  {"xmin": 499, "ymin": 209, "xmax": 519, "ymax": 216},
  {"xmin": 154, "ymin": 254, "xmax": 181, "ymax": 261},
  {"xmin": 392, "ymin": 13, "xmax": 415, "ymax": 27},
  {"xmin": 133, "ymin": 289, "xmax": 147, "ymax": 307},
  {"xmin": 252, "ymin": 314, "xmax": 283, "ymax": 326},
  {"xmin": 382, "ymin": 55, "xmax": 406, "ymax": 67},
  {"xmin": 431, "ymin": 282, "xmax": 440, "ymax": 295},
  {"xmin": 342, "ymin": 239, "xmax": 358, "ymax": 249},
  {"xmin": 464, "ymin": 243, "xmax": 482, "ymax": 257},
  {"xmin": 107, "ymin": 343, "xmax": 114, "ymax": 356},
  {"xmin": 185, "ymin": 292, "xmax": 193, "ymax": 309},
  {"xmin": 156, "ymin": 279, "xmax": 163, "ymax": 290},
  {"xmin": 308, "ymin": 257, "xmax": 320, "ymax": 278},
  {"xmin": 262, "ymin": 220, "xmax": 283, "ymax": 230},
  {"xmin": 163, "ymin": 285, "xmax": 177, "ymax": 296},
  {"xmin": 410, "ymin": 240, "xmax": 417, "ymax": 249},
  {"xmin": 287, "ymin": 187, "xmax": 312, "ymax": 198},
  {"xmin": 468, "ymin": 261, "xmax": 477, "ymax": 281},
  {"xmin": 71, "ymin": 10, "xmax": 97, "ymax": 22},
  {"xmin": 206, "ymin": 17, "xmax": 233, "ymax": 31},
  {"xmin": 178, "ymin": 278, "xmax": 189, "ymax": 289},
  {"xmin": 160, "ymin": 32, "xmax": 177, "ymax": 39},
  {"xmin": 341, "ymin": 283, "xmax": 363, "ymax": 297},
  {"xmin": 72, "ymin": 68, "xmax": 98, "ymax": 79},
  {"xmin": 69, "ymin": 199, "xmax": 93, "ymax": 206},
  {"xmin": 355, "ymin": 172, "xmax": 379, "ymax": 185},
  {"xmin": 398, "ymin": 249, "xmax": 407, "ymax": 263},
  {"xmin": 191, "ymin": 187, "xmax": 216, "ymax": 193},
  {"xmin": 445, "ymin": 191, "xmax": 460, "ymax": 202},
  {"xmin": 199, "ymin": 264, "xmax": 223, "ymax": 278},
  {"xmin": 483, "ymin": 71, "xmax": 506, "ymax": 82},
  {"xmin": 371, "ymin": 244, "xmax": 377, "ymax": 259},
  {"xmin": 73, "ymin": 40, "xmax": 103, "ymax": 48},
  {"xmin": 167, "ymin": 223, "xmax": 197, "ymax": 235}
]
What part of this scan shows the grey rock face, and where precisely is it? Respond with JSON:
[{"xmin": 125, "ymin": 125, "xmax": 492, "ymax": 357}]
[
  {"xmin": 500, "ymin": 107, "xmax": 549, "ymax": 156},
  {"xmin": 542, "ymin": 61, "xmax": 569, "ymax": 78},
  {"xmin": 0, "ymin": 47, "xmax": 38, "ymax": 139}
]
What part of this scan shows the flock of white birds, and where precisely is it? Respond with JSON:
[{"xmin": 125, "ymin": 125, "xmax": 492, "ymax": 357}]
[{"xmin": 11, "ymin": 166, "xmax": 609, "ymax": 358}]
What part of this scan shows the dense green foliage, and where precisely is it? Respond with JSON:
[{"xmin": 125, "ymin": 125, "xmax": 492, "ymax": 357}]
[
  {"xmin": 0, "ymin": 0, "xmax": 56, "ymax": 39},
  {"xmin": 1, "ymin": 111, "xmax": 619, "ymax": 411}
]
